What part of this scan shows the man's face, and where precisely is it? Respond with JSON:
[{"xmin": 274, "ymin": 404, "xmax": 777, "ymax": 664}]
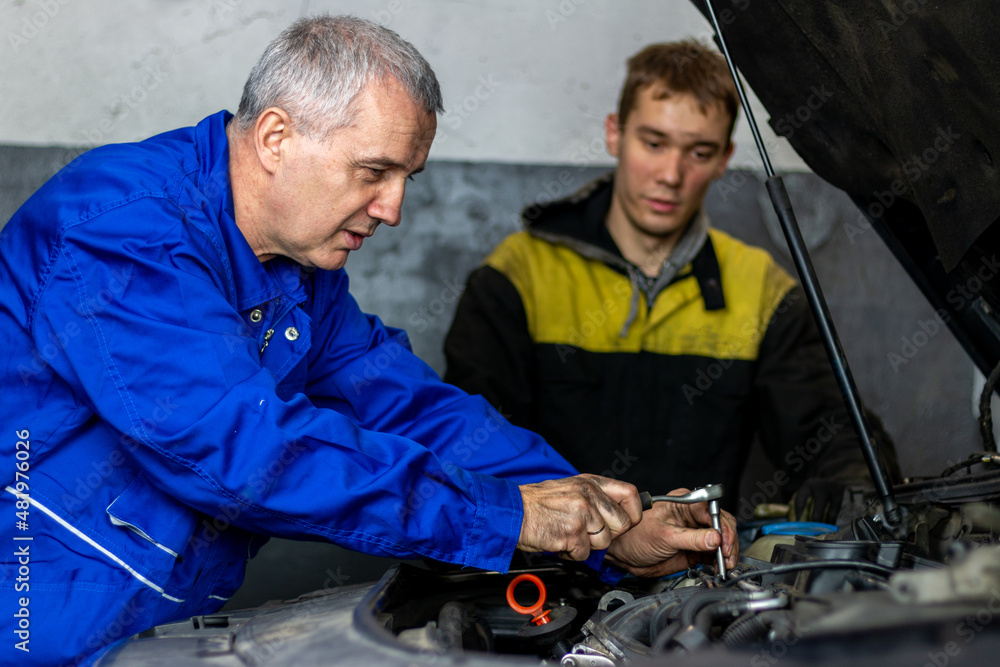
[
  {"xmin": 605, "ymin": 86, "xmax": 733, "ymax": 252},
  {"xmin": 263, "ymin": 78, "xmax": 436, "ymax": 270}
]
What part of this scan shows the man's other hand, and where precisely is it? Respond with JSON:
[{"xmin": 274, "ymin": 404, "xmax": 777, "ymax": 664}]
[
  {"xmin": 517, "ymin": 474, "xmax": 644, "ymax": 560},
  {"xmin": 789, "ymin": 478, "xmax": 845, "ymax": 523},
  {"xmin": 605, "ymin": 487, "xmax": 738, "ymax": 578}
]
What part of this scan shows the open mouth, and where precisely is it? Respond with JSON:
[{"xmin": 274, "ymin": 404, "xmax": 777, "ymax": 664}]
[{"xmin": 344, "ymin": 230, "xmax": 366, "ymax": 250}]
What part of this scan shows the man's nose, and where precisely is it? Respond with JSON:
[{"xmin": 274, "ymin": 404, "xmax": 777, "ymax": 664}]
[
  {"xmin": 368, "ymin": 178, "xmax": 406, "ymax": 227},
  {"xmin": 656, "ymin": 149, "xmax": 684, "ymax": 188}
]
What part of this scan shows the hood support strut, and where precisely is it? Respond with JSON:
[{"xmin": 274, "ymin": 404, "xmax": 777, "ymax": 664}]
[{"xmin": 704, "ymin": 0, "xmax": 901, "ymax": 528}]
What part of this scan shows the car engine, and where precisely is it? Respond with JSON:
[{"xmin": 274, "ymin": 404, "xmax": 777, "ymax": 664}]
[{"xmin": 373, "ymin": 467, "xmax": 1000, "ymax": 666}]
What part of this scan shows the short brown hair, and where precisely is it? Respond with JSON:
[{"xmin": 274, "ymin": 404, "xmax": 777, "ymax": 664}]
[{"xmin": 616, "ymin": 40, "xmax": 739, "ymax": 142}]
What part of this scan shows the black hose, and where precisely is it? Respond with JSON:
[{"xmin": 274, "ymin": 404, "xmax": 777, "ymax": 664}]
[
  {"xmin": 695, "ymin": 595, "xmax": 788, "ymax": 638},
  {"xmin": 691, "ymin": 600, "xmax": 742, "ymax": 636},
  {"xmin": 941, "ymin": 452, "xmax": 1000, "ymax": 477},
  {"xmin": 657, "ymin": 595, "xmax": 784, "ymax": 653},
  {"xmin": 650, "ymin": 619, "xmax": 685, "ymax": 653},
  {"xmin": 647, "ymin": 598, "xmax": 683, "ymax": 646},
  {"xmin": 595, "ymin": 589, "xmax": 697, "ymax": 650},
  {"xmin": 979, "ymin": 360, "xmax": 1000, "ymax": 453},
  {"xmin": 649, "ymin": 589, "xmax": 753, "ymax": 649},
  {"xmin": 436, "ymin": 601, "xmax": 470, "ymax": 651},
  {"xmin": 436, "ymin": 601, "xmax": 492, "ymax": 652},
  {"xmin": 678, "ymin": 590, "xmax": 747, "ymax": 628},
  {"xmin": 666, "ymin": 567, "xmax": 700, "ymax": 591},
  {"xmin": 722, "ymin": 611, "xmax": 772, "ymax": 647},
  {"xmin": 649, "ymin": 588, "xmax": 749, "ymax": 646}
]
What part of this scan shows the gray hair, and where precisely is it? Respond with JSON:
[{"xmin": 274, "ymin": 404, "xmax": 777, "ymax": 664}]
[{"xmin": 235, "ymin": 14, "xmax": 443, "ymax": 139}]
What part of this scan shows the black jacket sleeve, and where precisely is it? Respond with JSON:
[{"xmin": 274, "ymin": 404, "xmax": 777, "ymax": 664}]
[
  {"xmin": 444, "ymin": 265, "xmax": 539, "ymax": 432},
  {"xmin": 753, "ymin": 285, "xmax": 876, "ymax": 492}
]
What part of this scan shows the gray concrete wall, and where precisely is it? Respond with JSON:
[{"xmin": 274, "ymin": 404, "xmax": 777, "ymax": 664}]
[
  {"xmin": 0, "ymin": 146, "xmax": 979, "ymax": 607},
  {"xmin": 1, "ymin": 0, "xmax": 808, "ymax": 172}
]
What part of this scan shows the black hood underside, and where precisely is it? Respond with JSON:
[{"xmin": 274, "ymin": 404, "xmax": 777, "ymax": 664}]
[{"xmin": 692, "ymin": 0, "xmax": 1000, "ymax": 374}]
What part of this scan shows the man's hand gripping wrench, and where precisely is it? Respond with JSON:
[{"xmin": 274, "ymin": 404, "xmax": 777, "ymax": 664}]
[{"xmin": 639, "ymin": 484, "xmax": 727, "ymax": 579}]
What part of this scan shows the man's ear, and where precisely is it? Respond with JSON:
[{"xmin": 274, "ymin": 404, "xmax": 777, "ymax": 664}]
[
  {"xmin": 605, "ymin": 113, "xmax": 622, "ymax": 159},
  {"xmin": 254, "ymin": 108, "xmax": 294, "ymax": 175}
]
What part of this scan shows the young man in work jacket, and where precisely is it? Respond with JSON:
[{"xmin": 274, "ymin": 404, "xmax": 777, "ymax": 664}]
[
  {"xmin": 0, "ymin": 19, "xmax": 736, "ymax": 666},
  {"xmin": 445, "ymin": 40, "xmax": 877, "ymax": 522}
]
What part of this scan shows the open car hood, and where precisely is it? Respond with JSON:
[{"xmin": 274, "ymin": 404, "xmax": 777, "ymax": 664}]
[{"xmin": 692, "ymin": 0, "xmax": 1000, "ymax": 376}]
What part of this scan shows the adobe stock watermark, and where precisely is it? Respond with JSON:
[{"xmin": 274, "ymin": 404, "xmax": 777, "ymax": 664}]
[
  {"xmin": 17, "ymin": 265, "xmax": 134, "ymax": 385},
  {"xmin": 921, "ymin": 587, "xmax": 1000, "ymax": 667},
  {"xmin": 682, "ymin": 356, "xmax": 737, "ymax": 406},
  {"xmin": 229, "ymin": 570, "xmax": 360, "ymax": 666},
  {"xmin": 737, "ymin": 416, "xmax": 845, "ymax": 521},
  {"xmin": 209, "ymin": 0, "xmax": 243, "ymax": 20},
  {"xmin": 751, "ymin": 585, "xmax": 1000, "ymax": 667},
  {"xmin": 716, "ymin": 78, "xmax": 835, "ymax": 196},
  {"xmin": 518, "ymin": 139, "xmax": 609, "ymax": 226},
  {"xmin": 408, "ymin": 276, "xmax": 466, "ymax": 335},
  {"xmin": 888, "ymin": 254, "xmax": 1000, "ymax": 372},
  {"xmin": 437, "ymin": 74, "xmax": 503, "ymax": 146},
  {"xmin": 349, "ymin": 334, "xmax": 410, "ymax": 397},
  {"xmin": 669, "ymin": 10, "xmax": 753, "ymax": 69},
  {"xmin": 189, "ymin": 437, "xmax": 309, "ymax": 556},
  {"xmin": 552, "ymin": 283, "xmax": 633, "ymax": 363},
  {"xmin": 843, "ymin": 126, "xmax": 961, "ymax": 244},
  {"xmin": 51, "ymin": 59, "xmax": 170, "ymax": 180},
  {"xmin": 63, "ymin": 600, "xmax": 146, "ymax": 666},
  {"xmin": 596, "ymin": 449, "xmax": 639, "ymax": 481},
  {"xmin": 50, "ymin": 59, "xmax": 172, "ymax": 182},
  {"xmin": 8, "ymin": 0, "xmax": 72, "ymax": 54},
  {"xmin": 398, "ymin": 602, "xmax": 486, "ymax": 664},
  {"xmin": 518, "ymin": 127, "xmax": 613, "ymax": 225},
  {"xmin": 546, "ymin": 0, "xmax": 752, "ymax": 32},
  {"xmin": 714, "ymin": 133, "xmax": 786, "ymax": 203},
  {"xmin": 80, "ymin": 62, "xmax": 171, "ymax": 146},
  {"xmin": 772, "ymin": 85, "xmax": 835, "ymax": 140},
  {"xmin": 887, "ymin": 312, "xmax": 948, "ymax": 373},
  {"xmin": 749, "ymin": 621, "xmax": 806, "ymax": 667},
  {"xmin": 395, "ymin": 410, "xmax": 506, "ymax": 523},
  {"xmin": 545, "ymin": 0, "xmax": 590, "ymax": 31},
  {"xmin": 369, "ymin": 0, "xmax": 415, "ymax": 27},
  {"xmin": 878, "ymin": 0, "xmax": 932, "ymax": 38},
  {"xmin": 58, "ymin": 395, "xmax": 179, "ymax": 512},
  {"xmin": 680, "ymin": 291, "xmax": 802, "ymax": 405},
  {"xmin": 320, "ymin": 565, "xmax": 352, "ymax": 592}
]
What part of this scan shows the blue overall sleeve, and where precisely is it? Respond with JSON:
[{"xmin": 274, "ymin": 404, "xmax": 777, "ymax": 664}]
[
  {"xmin": 302, "ymin": 269, "xmax": 580, "ymax": 485},
  {"xmin": 31, "ymin": 195, "xmax": 570, "ymax": 573}
]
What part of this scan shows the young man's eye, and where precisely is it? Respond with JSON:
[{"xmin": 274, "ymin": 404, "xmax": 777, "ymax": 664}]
[{"xmin": 645, "ymin": 141, "xmax": 662, "ymax": 150}]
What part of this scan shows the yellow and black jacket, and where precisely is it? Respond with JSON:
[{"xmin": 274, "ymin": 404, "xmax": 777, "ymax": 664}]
[{"xmin": 444, "ymin": 176, "xmax": 869, "ymax": 512}]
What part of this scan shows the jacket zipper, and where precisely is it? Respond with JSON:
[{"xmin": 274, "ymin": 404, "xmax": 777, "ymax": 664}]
[{"xmin": 259, "ymin": 328, "xmax": 274, "ymax": 355}]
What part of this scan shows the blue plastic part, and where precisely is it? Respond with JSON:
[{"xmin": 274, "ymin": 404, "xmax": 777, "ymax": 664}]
[{"xmin": 760, "ymin": 521, "xmax": 838, "ymax": 536}]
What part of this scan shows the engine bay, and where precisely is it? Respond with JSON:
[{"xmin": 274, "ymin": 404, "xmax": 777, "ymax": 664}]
[{"xmin": 375, "ymin": 470, "xmax": 1000, "ymax": 666}]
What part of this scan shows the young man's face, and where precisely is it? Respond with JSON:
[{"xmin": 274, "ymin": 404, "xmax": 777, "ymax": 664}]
[{"xmin": 604, "ymin": 86, "xmax": 733, "ymax": 254}]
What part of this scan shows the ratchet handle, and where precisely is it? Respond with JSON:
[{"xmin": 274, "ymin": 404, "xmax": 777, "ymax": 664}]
[
  {"xmin": 639, "ymin": 491, "xmax": 653, "ymax": 511},
  {"xmin": 639, "ymin": 485, "xmax": 724, "ymax": 509}
]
